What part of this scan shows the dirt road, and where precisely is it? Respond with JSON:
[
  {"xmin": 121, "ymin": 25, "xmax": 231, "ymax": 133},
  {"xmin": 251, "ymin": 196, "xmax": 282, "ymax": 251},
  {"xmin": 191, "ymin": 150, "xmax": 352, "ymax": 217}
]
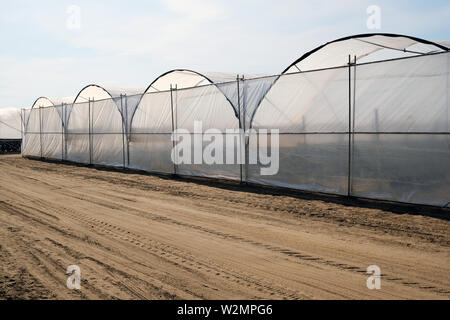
[{"xmin": 0, "ymin": 155, "xmax": 448, "ymax": 299}]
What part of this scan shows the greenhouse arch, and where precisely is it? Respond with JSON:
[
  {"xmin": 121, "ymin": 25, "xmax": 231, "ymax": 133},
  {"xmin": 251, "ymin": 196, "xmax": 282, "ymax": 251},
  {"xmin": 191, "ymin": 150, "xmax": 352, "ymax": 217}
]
[
  {"xmin": 282, "ymin": 33, "xmax": 449, "ymax": 74},
  {"xmin": 31, "ymin": 96, "xmax": 56, "ymax": 108},
  {"xmin": 128, "ymin": 69, "xmax": 241, "ymax": 179},
  {"xmin": 66, "ymin": 84, "xmax": 143, "ymax": 166},
  {"xmin": 129, "ymin": 69, "xmax": 239, "ymax": 127},
  {"xmin": 250, "ymin": 33, "xmax": 450, "ymax": 128},
  {"xmin": 68, "ymin": 84, "xmax": 127, "ymax": 124},
  {"xmin": 248, "ymin": 33, "xmax": 450, "ymax": 206},
  {"xmin": 22, "ymin": 96, "xmax": 65, "ymax": 159},
  {"xmin": 26, "ymin": 96, "xmax": 60, "ymax": 128}
]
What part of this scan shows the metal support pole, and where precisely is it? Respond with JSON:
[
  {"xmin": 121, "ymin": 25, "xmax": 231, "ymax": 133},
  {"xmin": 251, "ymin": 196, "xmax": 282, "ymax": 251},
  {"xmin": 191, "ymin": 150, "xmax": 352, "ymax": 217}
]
[
  {"xmin": 351, "ymin": 56, "xmax": 357, "ymax": 195},
  {"xmin": 20, "ymin": 109, "xmax": 24, "ymax": 155},
  {"xmin": 242, "ymin": 75, "xmax": 248, "ymax": 184},
  {"xmin": 92, "ymin": 98, "xmax": 96, "ymax": 165},
  {"xmin": 352, "ymin": 56, "xmax": 357, "ymax": 133},
  {"xmin": 170, "ymin": 84, "xmax": 177, "ymax": 175},
  {"xmin": 39, "ymin": 105, "xmax": 43, "ymax": 159},
  {"xmin": 64, "ymin": 103, "xmax": 68, "ymax": 161},
  {"xmin": 121, "ymin": 94, "xmax": 126, "ymax": 168},
  {"xmin": 125, "ymin": 94, "xmax": 130, "ymax": 167},
  {"xmin": 236, "ymin": 74, "xmax": 243, "ymax": 184},
  {"xmin": 446, "ymin": 52, "xmax": 449, "ymax": 133},
  {"xmin": 175, "ymin": 85, "xmax": 178, "ymax": 132},
  {"xmin": 88, "ymin": 98, "xmax": 92, "ymax": 165},
  {"xmin": 61, "ymin": 103, "xmax": 64, "ymax": 161},
  {"xmin": 347, "ymin": 55, "xmax": 352, "ymax": 197}
]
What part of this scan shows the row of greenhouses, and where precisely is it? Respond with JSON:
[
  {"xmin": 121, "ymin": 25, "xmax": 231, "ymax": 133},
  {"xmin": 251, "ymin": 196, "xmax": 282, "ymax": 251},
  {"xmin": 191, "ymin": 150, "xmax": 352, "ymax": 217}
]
[{"xmin": 21, "ymin": 34, "xmax": 450, "ymax": 207}]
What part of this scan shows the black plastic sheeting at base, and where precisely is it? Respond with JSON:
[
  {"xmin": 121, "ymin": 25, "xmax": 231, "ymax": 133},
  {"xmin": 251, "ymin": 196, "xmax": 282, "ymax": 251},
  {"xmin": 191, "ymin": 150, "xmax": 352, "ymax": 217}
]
[{"xmin": 0, "ymin": 139, "xmax": 21, "ymax": 154}]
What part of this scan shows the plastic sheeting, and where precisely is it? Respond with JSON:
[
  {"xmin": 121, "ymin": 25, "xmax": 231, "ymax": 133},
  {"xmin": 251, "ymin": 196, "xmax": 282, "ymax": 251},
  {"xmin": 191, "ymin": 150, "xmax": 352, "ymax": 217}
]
[
  {"xmin": 250, "ymin": 67, "xmax": 350, "ymax": 195},
  {"xmin": 285, "ymin": 34, "xmax": 449, "ymax": 73},
  {"xmin": 22, "ymin": 107, "xmax": 43, "ymax": 157},
  {"xmin": 0, "ymin": 108, "xmax": 22, "ymax": 139},
  {"xmin": 91, "ymin": 98, "xmax": 125, "ymax": 166},
  {"xmin": 141, "ymin": 69, "xmax": 259, "ymax": 122},
  {"xmin": 350, "ymin": 53, "xmax": 450, "ymax": 206},
  {"xmin": 175, "ymin": 83, "xmax": 240, "ymax": 180},
  {"xmin": 21, "ymin": 50, "xmax": 450, "ymax": 207},
  {"xmin": 41, "ymin": 105, "xmax": 64, "ymax": 160},
  {"xmin": 65, "ymin": 102, "xmax": 90, "ymax": 164},
  {"xmin": 128, "ymin": 91, "xmax": 173, "ymax": 173}
]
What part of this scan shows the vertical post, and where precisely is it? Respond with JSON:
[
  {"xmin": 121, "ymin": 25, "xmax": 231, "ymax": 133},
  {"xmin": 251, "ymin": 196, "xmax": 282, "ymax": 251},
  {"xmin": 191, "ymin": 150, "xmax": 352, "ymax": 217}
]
[
  {"xmin": 446, "ymin": 52, "xmax": 449, "ymax": 133},
  {"xmin": 20, "ymin": 109, "xmax": 24, "ymax": 155},
  {"xmin": 175, "ymin": 85, "xmax": 178, "ymax": 170},
  {"xmin": 242, "ymin": 75, "xmax": 248, "ymax": 184},
  {"xmin": 64, "ymin": 103, "xmax": 68, "ymax": 160},
  {"xmin": 170, "ymin": 84, "xmax": 177, "ymax": 175},
  {"xmin": 175, "ymin": 85, "xmax": 178, "ymax": 133},
  {"xmin": 121, "ymin": 94, "xmax": 126, "ymax": 168},
  {"xmin": 351, "ymin": 55, "xmax": 357, "ymax": 196},
  {"xmin": 347, "ymin": 55, "xmax": 352, "ymax": 197},
  {"xmin": 92, "ymin": 98, "xmax": 96, "ymax": 165},
  {"xmin": 352, "ymin": 56, "xmax": 357, "ymax": 133},
  {"xmin": 88, "ymin": 98, "xmax": 92, "ymax": 165},
  {"xmin": 39, "ymin": 105, "xmax": 43, "ymax": 159},
  {"xmin": 236, "ymin": 74, "xmax": 243, "ymax": 184},
  {"xmin": 125, "ymin": 94, "xmax": 130, "ymax": 167},
  {"xmin": 61, "ymin": 103, "xmax": 64, "ymax": 161}
]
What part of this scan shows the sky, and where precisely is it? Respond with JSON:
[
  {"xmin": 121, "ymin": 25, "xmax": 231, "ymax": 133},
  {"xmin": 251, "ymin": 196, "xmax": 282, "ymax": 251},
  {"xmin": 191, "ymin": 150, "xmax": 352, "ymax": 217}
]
[{"xmin": 0, "ymin": 0, "xmax": 449, "ymax": 109}]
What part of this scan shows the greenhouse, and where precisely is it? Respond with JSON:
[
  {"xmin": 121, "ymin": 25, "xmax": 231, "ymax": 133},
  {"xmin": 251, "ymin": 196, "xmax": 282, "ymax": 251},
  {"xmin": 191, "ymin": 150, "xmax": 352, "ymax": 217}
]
[
  {"xmin": 20, "ymin": 33, "xmax": 450, "ymax": 207},
  {"xmin": 129, "ymin": 69, "xmax": 247, "ymax": 177},
  {"xmin": 0, "ymin": 108, "xmax": 21, "ymax": 140}
]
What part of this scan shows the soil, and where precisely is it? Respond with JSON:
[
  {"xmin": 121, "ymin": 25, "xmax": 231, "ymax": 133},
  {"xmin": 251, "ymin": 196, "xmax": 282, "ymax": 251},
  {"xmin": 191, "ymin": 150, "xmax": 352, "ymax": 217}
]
[{"xmin": 0, "ymin": 154, "xmax": 448, "ymax": 299}]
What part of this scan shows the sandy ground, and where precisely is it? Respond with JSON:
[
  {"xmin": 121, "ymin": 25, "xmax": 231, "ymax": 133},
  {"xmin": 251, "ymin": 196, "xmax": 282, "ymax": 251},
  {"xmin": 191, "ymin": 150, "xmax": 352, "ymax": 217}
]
[{"xmin": 0, "ymin": 154, "xmax": 448, "ymax": 300}]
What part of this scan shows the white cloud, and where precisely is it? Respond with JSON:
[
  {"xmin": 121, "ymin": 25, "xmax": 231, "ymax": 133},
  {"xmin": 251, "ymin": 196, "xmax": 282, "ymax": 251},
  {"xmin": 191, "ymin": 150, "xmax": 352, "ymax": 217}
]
[
  {"xmin": 1, "ymin": 0, "xmax": 449, "ymax": 108},
  {"xmin": 163, "ymin": 0, "xmax": 228, "ymax": 21}
]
